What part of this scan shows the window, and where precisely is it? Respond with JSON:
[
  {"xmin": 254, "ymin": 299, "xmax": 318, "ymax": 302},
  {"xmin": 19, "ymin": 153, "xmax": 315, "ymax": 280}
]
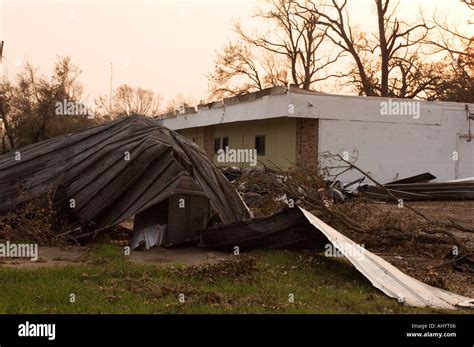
[
  {"xmin": 255, "ymin": 135, "xmax": 265, "ymax": 155},
  {"xmin": 214, "ymin": 137, "xmax": 221, "ymax": 154},
  {"xmin": 222, "ymin": 137, "xmax": 229, "ymax": 150}
]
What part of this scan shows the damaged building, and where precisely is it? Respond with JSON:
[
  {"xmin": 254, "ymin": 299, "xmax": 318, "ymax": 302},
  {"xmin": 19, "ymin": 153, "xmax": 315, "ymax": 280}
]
[{"xmin": 160, "ymin": 86, "xmax": 474, "ymax": 182}]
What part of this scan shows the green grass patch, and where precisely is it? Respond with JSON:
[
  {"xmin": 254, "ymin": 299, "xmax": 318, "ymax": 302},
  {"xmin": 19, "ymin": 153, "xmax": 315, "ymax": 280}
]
[{"xmin": 0, "ymin": 244, "xmax": 467, "ymax": 314}]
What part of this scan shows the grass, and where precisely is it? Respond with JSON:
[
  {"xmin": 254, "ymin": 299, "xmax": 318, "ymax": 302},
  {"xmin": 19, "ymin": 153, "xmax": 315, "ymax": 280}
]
[{"xmin": 0, "ymin": 242, "xmax": 467, "ymax": 314}]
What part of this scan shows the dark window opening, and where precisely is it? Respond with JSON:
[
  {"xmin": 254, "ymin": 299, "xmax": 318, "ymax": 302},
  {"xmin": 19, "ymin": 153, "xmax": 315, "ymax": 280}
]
[
  {"xmin": 255, "ymin": 135, "xmax": 265, "ymax": 155},
  {"xmin": 222, "ymin": 136, "xmax": 229, "ymax": 150},
  {"xmin": 214, "ymin": 137, "xmax": 221, "ymax": 154}
]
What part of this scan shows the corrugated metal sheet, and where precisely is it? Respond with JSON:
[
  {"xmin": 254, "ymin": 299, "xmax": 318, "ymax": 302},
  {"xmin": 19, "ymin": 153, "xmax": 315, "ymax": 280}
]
[
  {"xmin": 200, "ymin": 207, "xmax": 327, "ymax": 250},
  {"xmin": 0, "ymin": 116, "xmax": 250, "ymax": 234},
  {"xmin": 300, "ymin": 208, "xmax": 474, "ymax": 310},
  {"xmin": 363, "ymin": 181, "xmax": 474, "ymax": 201}
]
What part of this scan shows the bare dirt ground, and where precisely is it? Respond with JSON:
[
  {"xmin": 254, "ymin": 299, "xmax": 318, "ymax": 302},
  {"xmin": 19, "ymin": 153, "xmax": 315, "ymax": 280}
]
[
  {"xmin": 409, "ymin": 201, "xmax": 474, "ymax": 225},
  {"xmin": 128, "ymin": 247, "xmax": 230, "ymax": 266},
  {"xmin": 0, "ymin": 246, "xmax": 85, "ymax": 268},
  {"xmin": 0, "ymin": 246, "xmax": 230, "ymax": 269},
  {"xmin": 364, "ymin": 201, "xmax": 474, "ymax": 298}
]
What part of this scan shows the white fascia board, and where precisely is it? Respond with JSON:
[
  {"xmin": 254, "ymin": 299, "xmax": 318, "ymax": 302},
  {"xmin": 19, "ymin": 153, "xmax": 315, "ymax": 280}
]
[
  {"xmin": 162, "ymin": 91, "xmax": 473, "ymax": 130},
  {"xmin": 162, "ymin": 93, "xmax": 292, "ymax": 130},
  {"xmin": 289, "ymin": 93, "xmax": 473, "ymax": 126}
]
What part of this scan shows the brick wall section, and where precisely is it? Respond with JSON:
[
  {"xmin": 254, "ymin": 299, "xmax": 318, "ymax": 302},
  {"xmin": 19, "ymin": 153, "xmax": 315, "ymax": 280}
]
[
  {"xmin": 295, "ymin": 118, "xmax": 319, "ymax": 170},
  {"xmin": 202, "ymin": 125, "xmax": 215, "ymax": 161}
]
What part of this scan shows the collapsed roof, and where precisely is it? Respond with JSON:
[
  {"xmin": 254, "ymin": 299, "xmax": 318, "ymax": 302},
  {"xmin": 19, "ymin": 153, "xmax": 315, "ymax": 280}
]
[{"xmin": 0, "ymin": 116, "xmax": 250, "ymax": 233}]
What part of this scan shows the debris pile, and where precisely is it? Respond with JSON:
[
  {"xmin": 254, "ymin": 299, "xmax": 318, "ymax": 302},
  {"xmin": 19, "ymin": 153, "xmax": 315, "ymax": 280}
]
[
  {"xmin": 178, "ymin": 256, "xmax": 257, "ymax": 283},
  {"xmin": 217, "ymin": 161, "xmax": 474, "ymax": 302},
  {"xmin": 0, "ymin": 192, "xmax": 70, "ymax": 245},
  {"xmin": 362, "ymin": 174, "xmax": 474, "ymax": 201},
  {"xmin": 220, "ymin": 159, "xmax": 474, "ymax": 262}
]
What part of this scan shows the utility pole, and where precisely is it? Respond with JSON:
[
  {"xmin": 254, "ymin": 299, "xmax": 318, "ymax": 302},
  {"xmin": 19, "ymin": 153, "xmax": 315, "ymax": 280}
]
[{"xmin": 109, "ymin": 62, "xmax": 113, "ymax": 113}]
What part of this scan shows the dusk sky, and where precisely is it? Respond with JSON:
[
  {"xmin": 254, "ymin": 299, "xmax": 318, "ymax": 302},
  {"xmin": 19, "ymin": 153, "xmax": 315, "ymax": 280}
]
[{"xmin": 0, "ymin": 0, "xmax": 470, "ymax": 106}]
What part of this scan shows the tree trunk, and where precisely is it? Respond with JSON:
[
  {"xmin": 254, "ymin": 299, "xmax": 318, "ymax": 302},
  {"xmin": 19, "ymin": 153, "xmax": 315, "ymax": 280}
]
[
  {"xmin": 376, "ymin": 0, "xmax": 389, "ymax": 97},
  {"xmin": 0, "ymin": 113, "xmax": 15, "ymax": 149}
]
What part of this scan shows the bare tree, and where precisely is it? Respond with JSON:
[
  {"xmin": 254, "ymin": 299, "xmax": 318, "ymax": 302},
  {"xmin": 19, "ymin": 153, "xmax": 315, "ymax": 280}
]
[
  {"xmin": 426, "ymin": 0, "xmax": 472, "ymax": 60},
  {"xmin": 208, "ymin": 42, "xmax": 288, "ymax": 98},
  {"xmin": 0, "ymin": 78, "xmax": 15, "ymax": 150},
  {"xmin": 208, "ymin": 0, "xmax": 341, "ymax": 98},
  {"xmin": 9, "ymin": 57, "xmax": 90, "ymax": 147},
  {"xmin": 464, "ymin": 0, "xmax": 474, "ymax": 11},
  {"xmin": 299, "ymin": 0, "xmax": 433, "ymax": 97},
  {"xmin": 96, "ymin": 84, "xmax": 162, "ymax": 120},
  {"xmin": 163, "ymin": 93, "xmax": 195, "ymax": 115},
  {"xmin": 209, "ymin": 42, "xmax": 266, "ymax": 98},
  {"xmin": 424, "ymin": 46, "xmax": 473, "ymax": 103},
  {"xmin": 420, "ymin": 1, "xmax": 473, "ymax": 102}
]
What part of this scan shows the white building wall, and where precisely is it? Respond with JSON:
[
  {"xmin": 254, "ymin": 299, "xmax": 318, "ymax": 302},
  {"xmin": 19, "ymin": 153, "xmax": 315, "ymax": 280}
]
[{"xmin": 316, "ymin": 104, "xmax": 473, "ymax": 183}]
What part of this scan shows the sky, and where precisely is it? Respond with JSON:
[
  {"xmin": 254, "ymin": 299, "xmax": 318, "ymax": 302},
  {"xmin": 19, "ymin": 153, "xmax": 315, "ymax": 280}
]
[{"xmin": 0, "ymin": 0, "xmax": 471, "ymax": 106}]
